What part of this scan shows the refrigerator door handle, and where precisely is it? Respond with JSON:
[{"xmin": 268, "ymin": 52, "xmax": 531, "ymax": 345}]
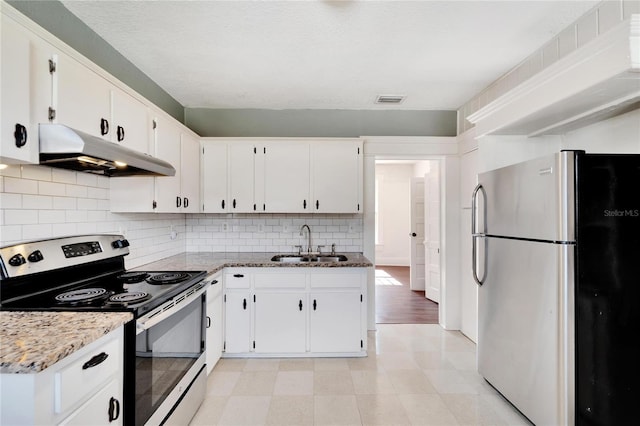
[{"xmin": 472, "ymin": 183, "xmax": 487, "ymax": 285}]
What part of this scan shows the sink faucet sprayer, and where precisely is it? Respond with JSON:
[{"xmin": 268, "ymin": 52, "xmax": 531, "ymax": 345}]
[{"xmin": 300, "ymin": 224, "xmax": 312, "ymax": 254}]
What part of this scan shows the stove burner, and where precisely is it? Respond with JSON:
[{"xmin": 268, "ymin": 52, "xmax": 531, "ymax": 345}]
[
  {"xmin": 117, "ymin": 271, "xmax": 150, "ymax": 283},
  {"xmin": 55, "ymin": 288, "xmax": 108, "ymax": 304},
  {"xmin": 147, "ymin": 272, "xmax": 191, "ymax": 285},
  {"xmin": 109, "ymin": 291, "xmax": 150, "ymax": 304}
]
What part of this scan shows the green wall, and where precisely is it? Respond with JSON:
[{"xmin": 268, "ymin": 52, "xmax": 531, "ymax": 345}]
[{"xmin": 186, "ymin": 108, "xmax": 456, "ymax": 138}]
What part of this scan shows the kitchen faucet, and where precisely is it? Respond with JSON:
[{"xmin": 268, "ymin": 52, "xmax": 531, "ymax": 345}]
[{"xmin": 300, "ymin": 224, "xmax": 312, "ymax": 254}]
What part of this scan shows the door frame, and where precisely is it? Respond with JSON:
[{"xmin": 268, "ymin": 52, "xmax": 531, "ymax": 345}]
[{"xmin": 362, "ymin": 136, "xmax": 460, "ymax": 332}]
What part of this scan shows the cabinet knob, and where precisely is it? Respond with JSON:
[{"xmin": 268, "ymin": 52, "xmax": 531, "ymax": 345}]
[
  {"xmin": 176, "ymin": 196, "xmax": 182, "ymax": 208},
  {"xmin": 14, "ymin": 123, "xmax": 27, "ymax": 148},
  {"xmin": 184, "ymin": 197, "xmax": 189, "ymax": 208}
]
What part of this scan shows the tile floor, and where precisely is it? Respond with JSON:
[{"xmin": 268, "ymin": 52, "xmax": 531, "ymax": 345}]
[{"xmin": 189, "ymin": 324, "xmax": 531, "ymax": 425}]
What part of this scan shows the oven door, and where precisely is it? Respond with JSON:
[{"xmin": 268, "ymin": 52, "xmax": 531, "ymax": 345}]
[{"xmin": 134, "ymin": 285, "xmax": 206, "ymax": 426}]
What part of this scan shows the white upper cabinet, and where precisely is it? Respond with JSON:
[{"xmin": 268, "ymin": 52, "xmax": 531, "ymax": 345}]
[
  {"xmin": 201, "ymin": 141, "xmax": 228, "ymax": 213},
  {"xmin": 54, "ymin": 54, "xmax": 112, "ymax": 139},
  {"xmin": 110, "ymin": 118, "xmax": 200, "ymax": 214},
  {"xmin": 0, "ymin": 12, "xmax": 49, "ymax": 165},
  {"xmin": 110, "ymin": 89, "xmax": 151, "ymax": 153},
  {"xmin": 228, "ymin": 142, "xmax": 256, "ymax": 213},
  {"xmin": 54, "ymin": 55, "xmax": 153, "ymax": 153},
  {"xmin": 260, "ymin": 141, "xmax": 310, "ymax": 213},
  {"xmin": 154, "ymin": 118, "xmax": 183, "ymax": 212},
  {"xmin": 201, "ymin": 140, "xmax": 258, "ymax": 214},
  {"xmin": 201, "ymin": 138, "xmax": 363, "ymax": 214},
  {"xmin": 179, "ymin": 132, "xmax": 200, "ymax": 213},
  {"xmin": 311, "ymin": 139, "xmax": 362, "ymax": 213}
]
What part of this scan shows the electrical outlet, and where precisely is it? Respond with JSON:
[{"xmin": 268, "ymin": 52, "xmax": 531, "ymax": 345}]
[
  {"xmin": 169, "ymin": 225, "xmax": 177, "ymax": 240},
  {"xmin": 348, "ymin": 222, "xmax": 355, "ymax": 233},
  {"xmin": 258, "ymin": 223, "xmax": 264, "ymax": 233},
  {"xmin": 282, "ymin": 223, "xmax": 289, "ymax": 233},
  {"xmin": 222, "ymin": 222, "xmax": 229, "ymax": 232}
]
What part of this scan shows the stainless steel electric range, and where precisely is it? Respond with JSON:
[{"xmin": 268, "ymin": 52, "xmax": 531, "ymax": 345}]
[{"xmin": 0, "ymin": 234, "xmax": 209, "ymax": 426}]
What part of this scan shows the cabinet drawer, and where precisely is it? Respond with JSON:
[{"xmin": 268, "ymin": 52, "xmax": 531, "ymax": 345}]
[
  {"xmin": 55, "ymin": 336, "xmax": 120, "ymax": 414},
  {"xmin": 225, "ymin": 272, "xmax": 251, "ymax": 289},
  {"xmin": 310, "ymin": 272, "xmax": 362, "ymax": 289},
  {"xmin": 254, "ymin": 273, "xmax": 306, "ymax": 289},
  {"xmin": 59, "ymin": 378, "xmax": 122, "ymax": 425}
]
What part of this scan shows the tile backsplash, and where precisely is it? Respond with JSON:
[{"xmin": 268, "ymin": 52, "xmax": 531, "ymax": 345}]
[
  {"xmin": 1, "ymin": 164, "xmax": 364, "ymax": 268},
  {"xmin": 0, "ymin": 165, "xmax": 184, "ymax": 268},
  {"xmin": 185, "ymin": 214, "xmax": 363, "ymax": 253}
]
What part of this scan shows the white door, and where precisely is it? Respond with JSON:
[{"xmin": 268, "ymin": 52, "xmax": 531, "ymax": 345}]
[
  {"xmin": 180, "ymin": 132, "xmax": 200, "ymax": 212},
  {"xmin": 262, "ymin": 141, "xmax": 310, "ymax": 213},
  {"xmin": 224, "ymin": 291, "xmax": 252, "ymax": 353},
  {"xmin": 228, "ymin": 142, "xmax": 255, "ymax": 212},
  {"xmin": 424, "ymin": 165, "xmax": 441, "ymax": 303},
  {"xmin": 201, "ymin": 141, "xmax": 228, "ymax": 213},
  {"xmin": 55, "ymin": 54, "xmax": 111, "ymax": 138},
  {"xmin": 154, "ymin": 118, "xmax": 182, "ymax": 212},
  {"xmin": 206, "ymin": 280, "xmax": 223, "ymax": 374},
  {"xmin": 110, "ymin": 89, "xmax": 151, "ymax": 153},
  {"xmin": 409, "ymin": 178, "xmax": 426, "ymax": 291},
  {"xmin": 309, "ymin": 292, "xmax": 361, "ymax": 353},
  {"xmin": 311, "ymin": 140, "xmax": 362, "ymax": 213},
  {"xmin": 254, "ymin": 292, "xmax": 306, "ymax": 353}
]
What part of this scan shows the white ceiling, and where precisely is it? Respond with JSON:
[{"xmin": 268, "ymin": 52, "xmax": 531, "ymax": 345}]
[{"xmin": 60, "ymin": 0, "xmax": 599, "ymax": 111}]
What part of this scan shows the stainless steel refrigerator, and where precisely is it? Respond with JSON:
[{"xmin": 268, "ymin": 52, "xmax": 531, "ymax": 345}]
[{"xmin": 472, "ymin": 150, "xmax": 640, "ymax": 426}]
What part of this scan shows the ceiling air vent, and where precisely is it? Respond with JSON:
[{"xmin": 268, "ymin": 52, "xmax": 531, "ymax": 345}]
[{"xmin": 375, "ymin": 95, "xmax": 405, "ymax": 104}]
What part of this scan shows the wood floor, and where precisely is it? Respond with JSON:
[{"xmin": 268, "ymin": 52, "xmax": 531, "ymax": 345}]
[{"xmin": 375, "ymin": 265, "xmax": 439, "ymax": 324}]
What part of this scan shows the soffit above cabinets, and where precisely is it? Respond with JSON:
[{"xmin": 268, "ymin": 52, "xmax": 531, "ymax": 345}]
[{"xmin": 467, "ymin": 16, "xmax": 640, "ymax": 138}]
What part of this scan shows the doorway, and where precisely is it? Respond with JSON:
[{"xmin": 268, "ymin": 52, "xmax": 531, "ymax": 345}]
[{"xmin": 374, "ymin": 160, "xmax": 440, "ymax": 324}]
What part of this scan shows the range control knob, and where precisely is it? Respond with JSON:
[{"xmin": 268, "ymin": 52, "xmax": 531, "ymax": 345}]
[
  {"xmin": 111, "ymin": 239, "xmax": 130, "ymax": 249},
  {"xmin": 28, "ymin": 250, "xmax": 44, "ymax": 263},
  {"xmin": 8, "ymin": 253, "xmax": 26, "ymax": 267}
]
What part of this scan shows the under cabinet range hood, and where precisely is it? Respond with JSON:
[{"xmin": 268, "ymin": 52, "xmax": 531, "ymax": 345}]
[{"xmin": 38, "ymin": 124, "xmax": 175, "ymax": 176}]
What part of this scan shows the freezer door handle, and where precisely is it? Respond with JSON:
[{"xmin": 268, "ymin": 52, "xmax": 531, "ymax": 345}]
[{"xmin": 472, "ymin": 184, "xmax": 487, "ymax": 285}]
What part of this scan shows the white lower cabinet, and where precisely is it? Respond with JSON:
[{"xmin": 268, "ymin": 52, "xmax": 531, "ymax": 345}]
[
  {"xmin": 206, "ymin": 273, "xmax": 223, "ymax": 374},
  {"xmin": 0, "ymin": 326, "xmax": 124, "ymax": 425},
  {"xmin": 223, "ymin": 268, "xmax": 367, "ymax": 357},
  {"xmin": 58, "ymin": 379, "xmax": 121, "ymax": 426},
  {"xmin": 310, "ymin": 291, "xmax": 363, "ymax": 353}
]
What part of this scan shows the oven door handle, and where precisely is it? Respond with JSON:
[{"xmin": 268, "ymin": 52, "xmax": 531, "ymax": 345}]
[{"xmin": 136, "ymin": 283, "xmax": 207, "ymax": 335}]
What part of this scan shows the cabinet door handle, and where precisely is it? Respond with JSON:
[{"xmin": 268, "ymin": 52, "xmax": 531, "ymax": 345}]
[
  {"xmin": 233, "ymin": 274, "xmax": 244, "ymax": 278},
  {"xmin": 108, "ymin": 397, "xmax": 120, "ymax": 422},
  {"xmin": 303, "ymin": 199, "xmax": 307, "ymax": 209},
  {"xmin": 82, "ymin": 352, "xmax": 109, "ymax": 370},
  {"xmin": 206, "ymin": 316, "xmax": 211, "ymax": 328},
  {"xmin": 221, "ymin": 200, "xmax": 225, "ymax": 209},
  {"xmin": 313, "ymin": 299, "xmax": 317, "ymax": 310},
  {"xmin": 14, "ymin": 123, "xmax": 27, "ymax": 147},
  {"xmin": 316, "ymin": 200, "xmax": 320, "ymax": 210},
  {"xmin": 116, "ymin": 125, "xmax": 125, "ymax": 141},
  {"xmin": 100, "ymin": 118, "xmax": 109, "ymax": 136},
  {"xmin": 176, "ymin": 196, "xmax": 182, "ymax": 208},
  {"xmin": 299, "ymin": 300, "xmax": 303, "ymax": 311},
  {"xmin": 243, "ymin": 298, "xmax": 247, "ymax": 310},
  {"xmin": 184, "ymin": 197, "xmax": 189, "ymax": 208},
  {"xmin": 233, "ymin": 199, "xmax": 237, "ymax": 209}
]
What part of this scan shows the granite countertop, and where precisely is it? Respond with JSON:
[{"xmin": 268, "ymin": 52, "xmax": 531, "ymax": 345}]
[
  {"xmin": 135, "ymin": 252, "xmax": 373, "ymax": 274},
  {"xmin": 0, "ymin": 311, "xmax": 132, "ymax": 374}
]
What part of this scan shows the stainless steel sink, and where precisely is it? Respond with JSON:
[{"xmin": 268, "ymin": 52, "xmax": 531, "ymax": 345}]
[
  {"xmin": 270, "ymin": 254, "xmax": 348, "ymax": 263},
  {"xmin": 312, "ymin": 255, "xmax": 348, "ymax": 262}
]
